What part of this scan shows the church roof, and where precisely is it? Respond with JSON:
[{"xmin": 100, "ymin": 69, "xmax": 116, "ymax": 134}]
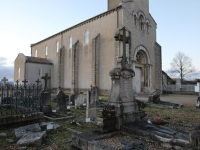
[{"xmin": 26, "ymin": 56, "xmax": 53, "ymax": 65}]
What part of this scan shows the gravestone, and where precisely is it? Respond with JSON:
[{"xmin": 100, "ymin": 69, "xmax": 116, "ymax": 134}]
[
  {"xmin": 86, "ymin": 88, "xmax": 97, "ymax": 119},
  {"xmin": 41, "ymin": 73, "xmax": 52, "ymax": 114},
  {"xmin": 70, "ymin": 94, "xmax": 76, "ymax": 105},
  {"xmin": 56, "ymin": 87, "xmax": 67, "ymax": 110},
  {"xmin": 75, "ymin": 92, "xmax": 84, "ymax": 109}
]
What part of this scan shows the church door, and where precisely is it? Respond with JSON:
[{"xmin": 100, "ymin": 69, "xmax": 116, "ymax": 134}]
[{"xmin": 135, "ymin": 68, "xmax": 141, "ymax": 92}]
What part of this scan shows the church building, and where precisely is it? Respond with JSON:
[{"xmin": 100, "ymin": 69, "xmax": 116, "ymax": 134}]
[{"xmin": 14, "ymin": 0, "xmax": 162, "ymax": 95}]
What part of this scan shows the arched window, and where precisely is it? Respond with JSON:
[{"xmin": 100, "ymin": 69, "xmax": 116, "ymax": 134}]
[
  {"xmin": 84, "ymin": 30, "xmax": 89, "ymax": 44},
  {"xmin": 56, "ymin": 41, "xmax": 59, "ymax": 52},
  {"xmin": 18, "ymin": 68, "xmax": 20, "ymax": 79},
  {"xmin": 146, "ymin": 22, "xmax": 149, "ymax": 33},
  {"xmin": 39, "ymin": 68, "xmax": 42, "ymax": 76},
  {"xmin": 134, "ymin": 15, "xmax": 137, "ymax": 26},
  {"xmin": 45, "ymin": 46, "xmax": 48, "ymax": 56},
  {"xmin": 139, "ymin": 15, "xmax": 144, "ymax": 30},
  {"xmin": 35, "ymin": 50, "xmax": 37, "ymax": 57},
  {"xmin": 69, "ymin": 36, "xmax": 72, "ymax": 48}
]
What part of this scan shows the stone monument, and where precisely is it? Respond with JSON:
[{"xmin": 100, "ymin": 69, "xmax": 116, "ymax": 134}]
[
  {"xmin": 56, "ymin": 87, "xmax": 67, "ymax": 110},
  {"xmin": 86, "ymin": 85, "xmax": 97, "ymax": 119},
  {"xmin": 109, "ymin": 27, "xmax": 139, "ymax": 130},
  {"xmin": 41, "ymin": 73, "xmax": 52, "ymax": 114},
  {"xmin": 74, "ymin": 92, "xmax": 84, "ymax": 109}
]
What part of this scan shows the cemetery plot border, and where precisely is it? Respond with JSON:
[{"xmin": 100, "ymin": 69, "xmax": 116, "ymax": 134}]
[{"xmin": 0, "ymin": 82, "xmax": 43, "ymax": 125}]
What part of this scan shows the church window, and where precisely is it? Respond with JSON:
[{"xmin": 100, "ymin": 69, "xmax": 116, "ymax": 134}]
[
  {"xmin": 146, "ymin": 22, "xmax": 149, "ymax": 33},
  {"xmin": 69, "ymin": 36, "xmax": 72, "ymax": 48},
  {"xmin": 39, "ymin": 68, "xmax": 42, "ymax": 76},
  {"xmin": 139, "ymin": 15, "xmax": 144, "ymax": 30},
  {"xmin": 84, "ymin": 30, "xmax": 89, "ymax": 44},
  {"xmin": 56, "ymin": 41, "xmax": 59, "ymax": 52},
  {"xmin": 18, "ymin": 68, "xmax": 20, "ymax": 79},
  {"xmin": 134, "ymin": 15, "xmax": 137, "ymax": 26},
  {"xmin": 35, "ymin": 50, "xmax": 37, "ymax": 57},
  {"xmin": 45, "ymin": 46, "xmax": 48, "ymax": 56}
]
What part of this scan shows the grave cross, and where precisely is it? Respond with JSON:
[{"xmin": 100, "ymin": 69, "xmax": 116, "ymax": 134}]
[
  {"xmin": 35, "ymin": 78, "xmax": 41, "ymax": 86},
  {"xmin": 22, "ymin": 79, "xmax": 28, "ymax": 85},
  {"xmin": 16, "ymin": 80, "xmax": 19, "ymax": 85},
  {"xmin": 1, "ymin": 77, "xmax": 8, "ymax": 85},
  {"xmin": 41, "ymin": 73, "xmax": 51, "ymax": 92},
  {"xmin": 114, "ymin": 27, "xmax": 130, "ymax": 68}
]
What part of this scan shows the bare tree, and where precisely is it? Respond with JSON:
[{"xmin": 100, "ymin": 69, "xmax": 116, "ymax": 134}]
[{"xmin": 170, "ymin": 51, "xmax": 195, "ymax": 83}]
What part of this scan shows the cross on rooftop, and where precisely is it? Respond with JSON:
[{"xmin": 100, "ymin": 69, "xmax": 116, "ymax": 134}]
[
  {"xmin": 41, "ymin": 73, "xmax": 51, "ymax": 92},
  {"xmin": 1, "ymin": 77, "xmax": 8, "ymax": 85}
]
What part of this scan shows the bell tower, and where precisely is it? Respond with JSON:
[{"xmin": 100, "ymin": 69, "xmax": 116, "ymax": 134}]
[
  {"xmin": 108, "ymin": 0, "xmax": 121, "ymax": 10},
  {"xmin": 108, "ymin": 0, "xmax": 134, "ymax": 10}
]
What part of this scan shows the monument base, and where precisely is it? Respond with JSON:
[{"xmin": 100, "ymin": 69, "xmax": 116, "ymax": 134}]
[
  {"xmin": 109, "ymin": 100, "xmax": 139, "ymax": 130},
  {"xmin": 86, "ymin": 108, "xmax": 97, "ymax": 119},
  {"xmin": 42, "ymin": 105, "xmax": 52, "ymax": 115}
]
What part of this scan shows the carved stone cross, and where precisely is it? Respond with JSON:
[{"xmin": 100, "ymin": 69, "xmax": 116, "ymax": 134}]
[
  {"xmin": 41, "ymin": 73, "xmax": 51, "ymax": 92},
  {"xmin": 1, "ymin": 77, "xmax": 8, "ymax": 85}
]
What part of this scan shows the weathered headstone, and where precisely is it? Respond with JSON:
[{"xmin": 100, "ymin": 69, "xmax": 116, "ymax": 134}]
[
  {"xmin": 1, "ymin": 77, "xmax": 8, "ymax": 85},
  {"xmin": 75, "ymin": 92, "xmax": 84, "ymax": 109},
  {"xmin": 70, "ymin": 94, "xmax": 76, "ymax": 105},
  {"xmin": 56, "ymin": 87, "xmax": 67, "ymax": 110},
  {"xmin": 86, "ymin": 86, "xmax": 97, "ymax": 119},
  {"xmin": 41, "ymin": 73, "xmax": 52, "ymax": 114}
]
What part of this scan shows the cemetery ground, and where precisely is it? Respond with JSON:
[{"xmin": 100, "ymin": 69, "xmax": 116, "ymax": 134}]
[{"xmin": 0, "ymin": 94, "xmax": 200, "ymax": 150}]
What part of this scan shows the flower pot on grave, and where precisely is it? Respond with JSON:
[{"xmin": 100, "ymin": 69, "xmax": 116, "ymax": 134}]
[
  {"xmin": 94, "ymin": 104, "xmax": 117, "ymax": 133},
  {"xmin": 95, "ymin": 117, "xmax": 117, "ymax": 133}
]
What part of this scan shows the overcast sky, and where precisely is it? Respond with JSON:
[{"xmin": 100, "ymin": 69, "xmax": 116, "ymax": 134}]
[{"xmin": 0, "ymin": 0, "xmax": 200, "ymax": 82}]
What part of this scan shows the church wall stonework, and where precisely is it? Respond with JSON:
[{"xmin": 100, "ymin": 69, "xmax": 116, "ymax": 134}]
[
  {"xmin": 155, "ymin": 42, "xmax": 162, "ymax": 92},
  {"xmin": 121, "ymin": 0, "xmax": 159, "ymax": 91}
]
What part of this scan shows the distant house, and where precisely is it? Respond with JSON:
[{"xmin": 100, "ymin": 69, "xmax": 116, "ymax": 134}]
[
  {"xmin": 162, "ymin": 71, "xmax": 172, "ymax": 85},
  {"xmin": 14, "ymin": 53, "xmax": 53, "ymax": 86}
]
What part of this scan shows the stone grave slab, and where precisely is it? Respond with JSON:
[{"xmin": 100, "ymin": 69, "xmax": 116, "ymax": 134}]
[
  {"xmin": 15, "ymin": 123, "xmax": 41, "ymax": 139},
  {"xmin": 17, "ymin": 131, "xmax": 46, "ymax": 147}
]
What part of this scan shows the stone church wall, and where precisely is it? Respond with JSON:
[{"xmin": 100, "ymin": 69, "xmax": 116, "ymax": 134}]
[{"xmin": 31, "ymin": 8, "xmax": 123, "ymax": 93}]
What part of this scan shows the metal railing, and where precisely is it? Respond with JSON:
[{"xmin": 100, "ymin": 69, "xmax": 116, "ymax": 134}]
[{"xmin": 0, "ymin": 82, "xmax": 42, "ymax": 117}]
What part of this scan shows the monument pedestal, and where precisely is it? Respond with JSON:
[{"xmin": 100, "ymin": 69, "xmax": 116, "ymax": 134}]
[
  {"xmin": 109, "ymin": 67, "xmax": 140, "ymax": 130},
  {"xmin": 41, "ymin": 92, "xmax": 52, "ymax": 114}
]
